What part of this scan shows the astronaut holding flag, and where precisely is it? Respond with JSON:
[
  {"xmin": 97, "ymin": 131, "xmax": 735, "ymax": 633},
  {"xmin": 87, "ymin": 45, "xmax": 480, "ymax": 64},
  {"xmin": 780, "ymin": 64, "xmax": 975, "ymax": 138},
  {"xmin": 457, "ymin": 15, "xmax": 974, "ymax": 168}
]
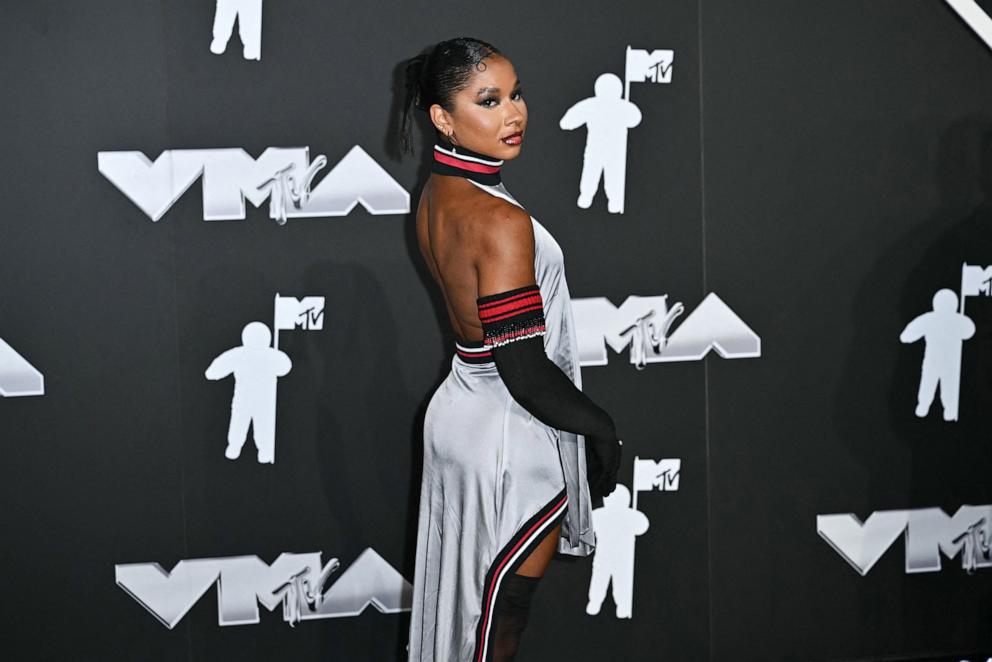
[
  {"xmin": 900, "ymin": 281, "xmax": 975, "ymax": 422},
  {"xmin": 205, "ymin": 295, "xmax": 325, "ymax": 464},
  {"xmin": 560, "ymin": 45, "xmax": 673, "ymax": 215},
  {"xmin": 587, "ymin": 456, "xmax": 680, "ymax": 619},
  {"xmin": 559, "ymin": 73, "xmax": 641, "ymax": 215},
  {"xmin": 586, "ymin": 484, "xmax": 649, "ymax": 619}
]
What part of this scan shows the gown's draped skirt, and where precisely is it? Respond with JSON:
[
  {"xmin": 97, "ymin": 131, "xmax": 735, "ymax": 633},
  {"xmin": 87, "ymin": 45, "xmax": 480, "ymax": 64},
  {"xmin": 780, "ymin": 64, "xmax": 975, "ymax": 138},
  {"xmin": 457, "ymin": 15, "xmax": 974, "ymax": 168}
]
[{"xmin": 410, "ymin": 347, "xmax": 568, "ymax": 661}]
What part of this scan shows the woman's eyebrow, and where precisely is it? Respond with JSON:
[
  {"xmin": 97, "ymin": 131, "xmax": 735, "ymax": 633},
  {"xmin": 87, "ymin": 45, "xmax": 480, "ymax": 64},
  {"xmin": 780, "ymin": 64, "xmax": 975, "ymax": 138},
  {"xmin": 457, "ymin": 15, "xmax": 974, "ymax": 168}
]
[{"xmin": 475, "ymin": 80, "xmax": 522, "ymax": 96}]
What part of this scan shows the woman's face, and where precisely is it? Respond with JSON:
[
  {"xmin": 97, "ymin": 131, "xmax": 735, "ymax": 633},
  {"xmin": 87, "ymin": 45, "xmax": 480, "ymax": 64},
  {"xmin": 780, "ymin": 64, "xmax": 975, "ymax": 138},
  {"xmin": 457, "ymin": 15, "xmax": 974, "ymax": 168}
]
[{"xmin": 431, "ymin": 54, "xmax": 528, "ymax": 160}]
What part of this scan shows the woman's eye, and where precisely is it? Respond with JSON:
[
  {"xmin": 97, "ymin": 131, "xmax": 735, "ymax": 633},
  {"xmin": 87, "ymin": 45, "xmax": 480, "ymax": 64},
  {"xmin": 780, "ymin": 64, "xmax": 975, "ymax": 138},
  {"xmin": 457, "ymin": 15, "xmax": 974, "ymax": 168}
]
[{"xmin": 481, "ymin": 91, "xmax": 522, "ymax": 108}]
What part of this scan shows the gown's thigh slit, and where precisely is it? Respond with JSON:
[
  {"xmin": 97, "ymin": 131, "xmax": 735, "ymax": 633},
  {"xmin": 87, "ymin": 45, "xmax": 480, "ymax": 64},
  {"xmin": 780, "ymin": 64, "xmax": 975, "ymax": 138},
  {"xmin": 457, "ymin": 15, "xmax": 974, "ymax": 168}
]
[{"xmin": 473, "ymin": 488, "xmax": 568, "ymax": 662}]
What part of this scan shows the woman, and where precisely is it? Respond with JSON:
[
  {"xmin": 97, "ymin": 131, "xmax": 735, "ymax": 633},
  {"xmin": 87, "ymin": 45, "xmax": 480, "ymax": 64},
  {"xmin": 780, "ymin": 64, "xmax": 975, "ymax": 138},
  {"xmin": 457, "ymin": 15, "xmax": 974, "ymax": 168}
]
[{"xmin": 400, "ymin": 37, "xmax": 623, "ymax": 662}]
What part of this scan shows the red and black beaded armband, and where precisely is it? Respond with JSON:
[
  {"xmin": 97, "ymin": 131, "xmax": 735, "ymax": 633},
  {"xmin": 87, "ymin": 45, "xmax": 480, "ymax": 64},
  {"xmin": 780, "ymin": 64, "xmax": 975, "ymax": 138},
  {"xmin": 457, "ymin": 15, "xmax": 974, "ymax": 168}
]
[{"xmin": 477, "ymin": 284, "xmax": 547, "ymax": 348}]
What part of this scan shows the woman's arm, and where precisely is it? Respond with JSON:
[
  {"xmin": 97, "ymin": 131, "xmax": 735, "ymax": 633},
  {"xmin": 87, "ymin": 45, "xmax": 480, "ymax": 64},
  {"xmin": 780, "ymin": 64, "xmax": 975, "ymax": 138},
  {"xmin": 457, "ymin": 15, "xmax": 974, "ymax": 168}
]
[{"xmin": 475, "ymin": 204, "xmax": 621, "ymax": 498}]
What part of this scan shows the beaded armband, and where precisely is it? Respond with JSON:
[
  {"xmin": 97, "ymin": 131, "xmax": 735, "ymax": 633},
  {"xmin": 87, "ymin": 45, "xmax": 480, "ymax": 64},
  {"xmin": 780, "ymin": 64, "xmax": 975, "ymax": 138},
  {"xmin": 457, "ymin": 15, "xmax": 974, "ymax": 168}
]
[{"xmin": 477, "ymin": 284, "xmax": 547, "ymax": 348}]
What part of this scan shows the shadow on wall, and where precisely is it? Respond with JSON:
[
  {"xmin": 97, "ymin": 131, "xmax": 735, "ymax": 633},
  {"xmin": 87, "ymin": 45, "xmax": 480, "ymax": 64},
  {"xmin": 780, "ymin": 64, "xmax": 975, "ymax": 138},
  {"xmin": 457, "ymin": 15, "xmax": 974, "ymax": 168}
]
[
  {"xmin": 834, "ymin": 119, "xmax": 992, "ymax": 656},
  {"xmin": 303, "ymin": 249, "xmax": 452, "ymax": 659},
  {"xmin": 835, "ymin": 119, "xmax": 992, "ymax": 498},
  {"xmin": 300, "ymin": 52, "xmax": 459, "ymax": 660}
]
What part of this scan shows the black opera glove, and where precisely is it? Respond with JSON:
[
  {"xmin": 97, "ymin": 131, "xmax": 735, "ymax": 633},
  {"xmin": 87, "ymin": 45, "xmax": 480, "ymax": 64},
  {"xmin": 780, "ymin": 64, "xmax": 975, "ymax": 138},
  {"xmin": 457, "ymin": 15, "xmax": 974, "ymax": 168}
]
[
  {"xmin": 584, "ymin": 433, "xmax": 622, "ymax": 502},
  {"xmin": 477, "ymin": 284, "xmax": 622, "ymax": 500}
]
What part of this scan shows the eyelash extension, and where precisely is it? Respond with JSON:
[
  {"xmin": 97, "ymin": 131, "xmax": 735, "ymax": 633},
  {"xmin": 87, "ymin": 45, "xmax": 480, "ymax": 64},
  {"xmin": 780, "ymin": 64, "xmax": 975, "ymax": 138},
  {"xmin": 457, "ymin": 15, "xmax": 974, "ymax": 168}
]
[{"xmin": 480, "ymin": 90, "xmax": 524, "ymax": 107}]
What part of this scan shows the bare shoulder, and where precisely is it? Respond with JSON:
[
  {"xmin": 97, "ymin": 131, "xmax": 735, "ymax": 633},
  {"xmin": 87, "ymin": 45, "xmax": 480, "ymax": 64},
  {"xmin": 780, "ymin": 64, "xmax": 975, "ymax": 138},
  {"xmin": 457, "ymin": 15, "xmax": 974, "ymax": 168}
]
[{"xmin": 471, "ymin": 192, "xmax": 534, "ymax": 259}]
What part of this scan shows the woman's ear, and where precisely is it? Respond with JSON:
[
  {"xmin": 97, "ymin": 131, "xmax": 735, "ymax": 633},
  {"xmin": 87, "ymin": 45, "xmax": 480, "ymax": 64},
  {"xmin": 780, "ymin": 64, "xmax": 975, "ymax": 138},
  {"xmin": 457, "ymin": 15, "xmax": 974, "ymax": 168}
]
[{"xmin": 430, "ymin": 103, "xmax": 451, "ymax": 138}]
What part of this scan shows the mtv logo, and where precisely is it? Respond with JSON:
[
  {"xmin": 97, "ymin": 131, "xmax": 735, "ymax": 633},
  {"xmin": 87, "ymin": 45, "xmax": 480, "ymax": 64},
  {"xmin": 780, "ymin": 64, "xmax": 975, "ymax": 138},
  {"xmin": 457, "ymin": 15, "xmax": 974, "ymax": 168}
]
[
  {"xmin": 633, "ymin": 457, "xmax": 680, "ymax": 492},
  {"xmin": 626, "ymin": 47, "xmax": 674, "ymax": 84},
  {"xmin": 275, "ymin": 295, "xmax": 325, "ymax": 331},
  {"xmin": 115, "ymin": 547, "xmax": 412, "ymax": 629},
  {"xmin": 817, "ymin": 505, "xmax": 992, "ymax": 576},
  {"xmin": 572, "ymin": 292, "xmax": 760, "ymax": 368},
  {"xmin": 962, "ymin": 263, "xmax": 992, "ymax": 298},
  {"xmin": 97, "ymin": 145, "xmax": 409, "ymax": 223}
]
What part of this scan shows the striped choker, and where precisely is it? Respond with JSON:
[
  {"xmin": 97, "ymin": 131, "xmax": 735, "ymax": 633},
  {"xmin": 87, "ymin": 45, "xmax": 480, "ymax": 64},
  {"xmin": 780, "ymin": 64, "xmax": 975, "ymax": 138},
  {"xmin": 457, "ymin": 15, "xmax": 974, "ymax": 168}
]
[{"xmin": 431, "ymin": 140, "xmax": 503, "ymax": 185}]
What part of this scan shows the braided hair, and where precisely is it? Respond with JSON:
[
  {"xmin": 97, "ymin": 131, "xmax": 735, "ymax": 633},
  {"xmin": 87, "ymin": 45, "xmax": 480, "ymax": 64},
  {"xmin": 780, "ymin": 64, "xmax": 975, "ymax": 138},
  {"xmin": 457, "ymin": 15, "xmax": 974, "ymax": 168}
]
[{"xmin": 400, "ymin": 37, "xmax": 502, "ymax": 155}]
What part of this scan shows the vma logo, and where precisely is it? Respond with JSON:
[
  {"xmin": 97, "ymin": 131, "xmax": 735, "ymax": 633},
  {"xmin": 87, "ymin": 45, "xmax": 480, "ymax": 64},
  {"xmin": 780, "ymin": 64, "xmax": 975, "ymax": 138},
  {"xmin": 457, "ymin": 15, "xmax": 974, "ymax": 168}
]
[
  {"xmin": 0, "ymin": 337, "xmax": 44, "ymax": 397},
  {"xmin": 115, "ymin": 547, "xmax": 412, "ymax": 629},
  {"xmin": 944, "ymin": 0, "xmax": 992, "ymax": 52},
  {"xmin": 572, "ymin": 292, "xmax": 760, "ymax": 368},
  {"xmin": 97, "ymin": 145, "xmax": 409, "ymax": 225},
  {"xmin": 817, "ymin": 505, "xmax": 992, "ymax": 576}
]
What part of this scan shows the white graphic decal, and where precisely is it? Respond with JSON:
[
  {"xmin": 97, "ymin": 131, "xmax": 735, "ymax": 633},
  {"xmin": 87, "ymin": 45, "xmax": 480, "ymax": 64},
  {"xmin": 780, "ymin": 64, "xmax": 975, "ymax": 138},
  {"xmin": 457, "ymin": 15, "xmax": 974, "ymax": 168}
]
[
  {"xmin": 97, "ymin": 146, "xmax": 409, "ymax": 223},
  {"xmin": 632, "ymin": 456, "xmax": 681, "ymax": 500},
  {"xmin": 586, "ymin": 486, "xmax": 648, "ymax": 620},
  {"xmin": 624, "ymin": 47, "xmax": 675, "ymax": 96},
  {"xmin": 961, "ymin": 263, "xmax": 992, "ymax": 304},
  {"xmin": 0, "ymin": 337, "xmax": 44, "ymax": 397},
  {"xmin": 817, "ymin": 505, "xmax": 992, "ymax": 575},
  {"xmin": 587, "ymin": 457, "xmax": 679, "ymax": 619},
  {"xmin": 115, "ymin": 547, "xmax": 412, "ymax": 629},
  {"xmin": 944, "ymin": 0, "xmax": 992, "ymax": 52},
  {"xmin": 274, "ymin": 294, "xmax": 324, "ymax": 344},
  {"xmin": 0, "ymin": 338, "xmax": 45, "ymax": 398},
  {"xmin": 573, "ymin": 292, "xmax": 760, "ymax": 368},
  {"xmin": 900, "ymin": 265, "xmax": 986, "ymax": 421},
  {"xmin": 205, "ymin": 295, "xmax": 323, "ymax": 464},
  {"xmin": 211, "ymin": 0, "xmax": 263, "ymax": 60},
  {"xmin": 559, "ymin": 46, "xmax": 672, "ymax": 214}
]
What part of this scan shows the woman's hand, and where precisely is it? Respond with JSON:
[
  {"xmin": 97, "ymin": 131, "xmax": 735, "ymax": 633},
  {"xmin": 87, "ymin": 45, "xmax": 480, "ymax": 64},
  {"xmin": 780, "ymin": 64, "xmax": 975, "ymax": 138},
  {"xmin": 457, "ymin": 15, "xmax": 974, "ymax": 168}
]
[{"xmin": 584, "ymin": 432, "xmax": 622, "ymax": 500}]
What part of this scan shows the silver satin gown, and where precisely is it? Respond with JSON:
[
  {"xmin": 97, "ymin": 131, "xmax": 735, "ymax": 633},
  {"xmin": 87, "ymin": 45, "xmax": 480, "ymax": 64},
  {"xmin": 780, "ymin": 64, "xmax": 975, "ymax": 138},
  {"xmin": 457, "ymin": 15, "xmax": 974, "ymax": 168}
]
[{"xmin": 408, "ymin": 178, "xmax": 596, "ymax": 662}]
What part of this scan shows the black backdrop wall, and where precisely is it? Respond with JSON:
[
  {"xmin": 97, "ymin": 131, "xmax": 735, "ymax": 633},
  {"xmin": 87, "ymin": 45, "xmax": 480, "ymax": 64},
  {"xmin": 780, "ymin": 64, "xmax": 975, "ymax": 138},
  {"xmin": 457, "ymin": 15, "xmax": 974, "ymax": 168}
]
[{"xmin": 2, "ymin": 1, "xmax": 991, "ymax": 660}]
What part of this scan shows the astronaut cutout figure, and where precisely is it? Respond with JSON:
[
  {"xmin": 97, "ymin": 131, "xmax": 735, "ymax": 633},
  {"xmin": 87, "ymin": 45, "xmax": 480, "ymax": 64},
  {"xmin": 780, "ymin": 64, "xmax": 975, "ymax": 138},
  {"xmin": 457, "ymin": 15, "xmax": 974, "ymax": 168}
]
[
  {"xmin": 899, "ymin": 288, "xmax": 975, "ymax": 421},
  {"xmin": 586, "ymin": 484, "xmax": 649, "ymax": 619},
  {"xmin": 560, "ymin": 73, "xmax": 642, "ymax": 214},
  {"xmin": 210, "ymin": 0, "xmax": 263, "ymax": 61},
  {"xmin": 205, "ymin": 322, "xmax": 291, "ymax": 463}
]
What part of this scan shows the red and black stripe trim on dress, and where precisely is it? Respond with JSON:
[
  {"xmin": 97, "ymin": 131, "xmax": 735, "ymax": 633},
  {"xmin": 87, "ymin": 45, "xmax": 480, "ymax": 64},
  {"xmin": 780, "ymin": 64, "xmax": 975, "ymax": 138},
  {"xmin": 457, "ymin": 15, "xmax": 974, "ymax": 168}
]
[
  {"xmin": 455, "ymin": 337, "xmax": 494, "ymax": 364},
  {"xmin": 431, "ymin": 140, "xmax": 503, "ymax": 186},
  {"xmin": 477, "ymin": 284, "xmax": 547, "ymax": 349},
  {"xmin": 473, "ymin": 489, "xmax": 569, "ymax": 662}
]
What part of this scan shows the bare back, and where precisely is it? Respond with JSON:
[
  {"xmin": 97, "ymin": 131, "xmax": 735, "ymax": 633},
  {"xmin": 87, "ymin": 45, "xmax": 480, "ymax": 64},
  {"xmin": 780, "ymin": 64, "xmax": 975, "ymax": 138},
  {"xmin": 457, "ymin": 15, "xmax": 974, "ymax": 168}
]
[{"xmin": 415, "ymin": 174, "xmax": 537, "ymax": 343}]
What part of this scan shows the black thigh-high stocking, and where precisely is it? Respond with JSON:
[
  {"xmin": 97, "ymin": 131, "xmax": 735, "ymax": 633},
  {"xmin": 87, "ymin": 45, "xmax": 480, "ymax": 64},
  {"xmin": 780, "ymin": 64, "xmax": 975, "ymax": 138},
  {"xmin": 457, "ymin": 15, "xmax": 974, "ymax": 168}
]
[{"xmin": 490, "ymin": 573, "xmax": 541, "ymax": 661}]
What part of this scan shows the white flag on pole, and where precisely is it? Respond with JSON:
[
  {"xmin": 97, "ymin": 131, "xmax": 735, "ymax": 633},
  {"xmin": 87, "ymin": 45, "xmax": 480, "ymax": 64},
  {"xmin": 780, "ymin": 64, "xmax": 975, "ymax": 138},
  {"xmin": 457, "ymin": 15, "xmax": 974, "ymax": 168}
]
[
  {"xmin": 275, "ymin": 295, "xmax": 325, "ymax": 331},
  {"xmin": 961, "ymin": 263, "xmax": 992, "ymax": 298},
  {"xmin": 625, "ymin": 47, "xmax": 674, "ymax": 86},
  {"xmin": 633, "ymin": 457, "xmax": 681, "ymax": 493}
]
